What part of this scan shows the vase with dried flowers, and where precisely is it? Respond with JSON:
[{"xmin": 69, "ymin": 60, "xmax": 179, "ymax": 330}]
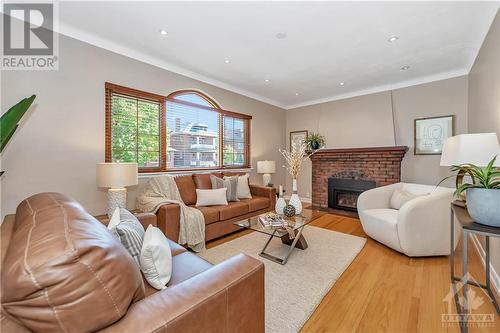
[{"xmin": 279, "ymin": 140, "xmax": 311, "ymax": 215}]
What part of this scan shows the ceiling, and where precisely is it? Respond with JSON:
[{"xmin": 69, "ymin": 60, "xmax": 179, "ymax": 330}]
[{"xmin": 57, "ymin": 1, "xmax": 499, "ymax": 109}]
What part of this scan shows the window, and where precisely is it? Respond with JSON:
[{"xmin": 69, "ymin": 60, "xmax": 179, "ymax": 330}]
[
  {"xmin": 166, "ymin": 94, "xmax": 220, "ymax": 169},
  {"xmin": 105, "ymin": 83, "xmax": 166, "ymax": 172},
  {"xmin": 105, "ymin": 83, "xmax": 251, "ymax": 172},
  {"xmin": 223, "ymin": 116, "xmax": 248, "ymax": 167}
]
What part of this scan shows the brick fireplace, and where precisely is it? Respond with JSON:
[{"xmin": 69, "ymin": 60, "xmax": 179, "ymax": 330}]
[{"xmin": 310, "ymin": 146, "xmax": 408, "ymax": 209}]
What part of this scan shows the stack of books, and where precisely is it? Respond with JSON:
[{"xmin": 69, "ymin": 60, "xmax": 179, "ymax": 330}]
[{"xmin": 259, "ymin": 213, "xmax": 287, "ymax": 228}]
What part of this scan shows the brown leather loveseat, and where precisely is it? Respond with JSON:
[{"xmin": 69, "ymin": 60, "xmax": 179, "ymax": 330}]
[
  {"xmin": 1, "ymin": 193, "xmax": 264, "ymax": 333},
  {"xmin": 157, "ymin": 172, "xmax": 275, "ymax": 241}
]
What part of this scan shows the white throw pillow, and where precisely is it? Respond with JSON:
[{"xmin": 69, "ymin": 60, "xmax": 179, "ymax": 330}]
[
  {"xmin": 236, "ymin": 174, "xmax": 252, "ymax": 199},
  {"xmin": 195, "ymin": 188, "xmax": 228, "ymax": 206},
  {"xmin": 140, "ymin": 225, "xmax": 172, "ymax": 290},
  {"xmin": 107, "ymin": 207, "xmax": 121, "ymax": 229},
  {"xmin": 390, "ymin": 189, "xmax": 427, "ymax": 210}
]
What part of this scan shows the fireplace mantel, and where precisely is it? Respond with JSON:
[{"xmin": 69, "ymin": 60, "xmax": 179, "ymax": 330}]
[
  {"xmin": 310, "ymin": 146, "xmax": 408, "ymax": 208},
  {"xmin": 310, "ymin": 146, "xmax": 408, "ymax": 160}
]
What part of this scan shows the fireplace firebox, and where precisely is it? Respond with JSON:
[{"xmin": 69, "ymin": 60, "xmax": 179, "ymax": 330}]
[{"xmin": 328, "ymin": 177, "xmax": 376, "ymax": 212}]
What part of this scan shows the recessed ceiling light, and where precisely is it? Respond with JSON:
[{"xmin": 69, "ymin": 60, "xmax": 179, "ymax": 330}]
[
  {"xmin": 339, "ymin": 82, "xmax": 345, "ymax": 86},
  {"xmin": 387, "ymin": 36, "xmax": 399, "ymax": 42},
  {"xmin": 224, "ymin": 59, "xmax": 231, "ymax": 64},
  {"xmin": 400, "ymin": 65, "xmax": 410, "ymax": 71},
  {"xmin": 264, "ymin": 79, "xmax": 270, "ymax": 83},
  {"xmin": 159, "ymin": 29, "xmax": 168, "ymax": 35},
  {"xmin": 275, "ymin": 32, "xmax": 287, "ymax": 39},
  {"xmin": 295, "ymin": 92, "xmax": 300, "ymax": 96}
]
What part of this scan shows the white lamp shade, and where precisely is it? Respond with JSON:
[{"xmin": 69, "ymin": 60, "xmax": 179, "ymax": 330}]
[
  {"xmin": 96, "ymin": 163, "xmax": 138, "ymax": 188},
  {"xmin": 440, "ymin": 133, "xmax": 500, "ymax": 167},
  {"xmin": 257, "ymin": 160, "xmax": 276, "ymax": 174}
]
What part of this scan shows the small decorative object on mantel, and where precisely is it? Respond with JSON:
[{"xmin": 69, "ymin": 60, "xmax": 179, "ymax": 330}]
[
  {"xmin": 414, "ymin": 115, "xmax": 454, "ymax": 155},
  {"xmin": 305, "ymin": 132, "xmax": 325, "ymax": 152},
  {"xmin": 439, "ymin": 133, "xmax": 500, "ymax": 227},
  {"xmin": 280, "ymin": 141, "xmax": 312, "ymax": 215},
  {"xmin": 283, "ymin": 204, "xmax": 296, "ymax": 217},
  {"xmin": 275, "ymin": 185, "xmax": 286, "ymax": 214}
]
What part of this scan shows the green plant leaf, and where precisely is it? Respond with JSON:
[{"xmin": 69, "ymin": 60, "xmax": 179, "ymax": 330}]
[{"xmin": 0, "ymin": 95, "xmax": 36, "ymax": 153}]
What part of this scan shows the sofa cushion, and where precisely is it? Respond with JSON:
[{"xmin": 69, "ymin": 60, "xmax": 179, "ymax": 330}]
[
  {"xmin": 175, "ymin": 175, "xmax": 197, "ymax": 205},
  {"xmin": 362, "ymin": 208, "xmax": 402, "ymax": 252},
  {"xmin": 217, "ymin": 201, "xmax": 250, "ymax": 220},
  {"xmin": 1, "ymin": 193, "xmax": 145, "ymax": 333},
  {"xmin": 190, "ymin": 205, "xmax": 220, "ymax": 224},
  {"xmin": 223, "ymin": 171, "xmax": 246, "ymax": 177},
  {"xmin": 193, "ymin": 173, "xmax": 221, "ymax": 189},
  {"xmin": 241, "ymin": 196, "xmax": 271, "ymax": 212},
  {"xmin": 167, "ymin": 251, "xmax": 213, "ymax": 287}
]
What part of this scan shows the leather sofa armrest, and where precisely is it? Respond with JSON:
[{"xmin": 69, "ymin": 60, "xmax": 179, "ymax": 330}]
[
  {"xmin": 156, "ymin": 204, "xmax": 181, "ymax": 242},
  {"xmin": 250, "ymin": 184, "xmax": 276, "ymax": 209},
  {"xmin": 99, "ymin": 254, "xmax": 265, "ymax": 333},
  {"xmin": 134, "ymin": 212, "xmax": 157, "ymax": 229}
]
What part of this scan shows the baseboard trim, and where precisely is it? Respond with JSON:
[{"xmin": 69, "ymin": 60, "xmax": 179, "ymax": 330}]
[
  {"xmin": 470, "ymin": 234, "xmax": 500, "ymax": 297},
  {"xmin": 283, "ymin": 195, "xmax": 312, "ymax": 204}
]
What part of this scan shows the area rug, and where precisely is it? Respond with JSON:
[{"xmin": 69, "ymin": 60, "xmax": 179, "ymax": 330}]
[{"xmin": 198, "ymin": 225, "xmax": 366, "ymax": 333}]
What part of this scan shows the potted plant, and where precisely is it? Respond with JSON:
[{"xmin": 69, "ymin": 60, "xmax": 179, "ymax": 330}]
[
  {"xmin": 0, "ymin": 95, "xmax": 36, "ymax": 176},
  {"xmin": 448, "ymin": 156, "xmax": 500, "ymax": 227},
  {"xmin": 305, "ymin": 132, "xmax": 325, "ymax": 151}
]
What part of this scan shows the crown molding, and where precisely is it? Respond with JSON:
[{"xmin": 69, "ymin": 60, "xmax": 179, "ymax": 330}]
[
  {"xmin": 284, "ymin": 69, "xmax": 469, "ymax": 110},
  {"xmin": 56, "ymin": 22, "xmax": 288, "ymax": 109}
]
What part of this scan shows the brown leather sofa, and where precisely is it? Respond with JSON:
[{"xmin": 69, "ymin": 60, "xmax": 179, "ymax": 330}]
[
  {"xmin": 1, "ymin": 193, "xmax": 264, "ymax": 333},
  {"xmin": 157, "ymin": 172, "xmax": 275, "ymax": 241}
]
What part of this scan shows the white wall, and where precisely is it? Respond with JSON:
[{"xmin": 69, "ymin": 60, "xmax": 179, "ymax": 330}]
[
  {"xmin": 0, "ymin": 34, "xmax": 286, "ymax": 217},
  {"xmin": 467, "ymin": 11, "xmax": 500, "ymax": 281}
]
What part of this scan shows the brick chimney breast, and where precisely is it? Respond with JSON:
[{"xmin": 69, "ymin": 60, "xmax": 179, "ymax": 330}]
[{"xmin": 309, "ymin": 146, "xmax": 408, "ymax": 208}]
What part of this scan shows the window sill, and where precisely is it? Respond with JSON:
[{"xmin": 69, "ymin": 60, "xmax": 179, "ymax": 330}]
[{"xmin": 138, "ymin": 167, "xmax": 253, "ymax": 179}]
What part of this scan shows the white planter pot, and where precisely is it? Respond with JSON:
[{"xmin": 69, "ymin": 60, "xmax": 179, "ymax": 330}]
[
  {"xmin": 275, "ymin": 197, "xmax": 286, "ymax": 214},
  {"xmin": 467, "ymin": 188, "xmax": 500, "ymax": 227},
  {"xmin": 289, "ymin": 179, "xmax": 302, "ymax": 215}
]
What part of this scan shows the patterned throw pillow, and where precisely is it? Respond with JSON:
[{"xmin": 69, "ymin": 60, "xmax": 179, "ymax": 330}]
[
  {"xmin": 109, "ymin": 208, "xmax": 145, "ymax": 265},
  {"xmin": 211, "ymin": 175, "xmax": 239, "ymax": 202}
]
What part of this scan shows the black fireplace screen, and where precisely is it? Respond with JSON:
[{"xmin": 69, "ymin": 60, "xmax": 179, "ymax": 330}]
[{"xmin": 328, "ymin": 177, "xmax": 376, "ymax": 211}]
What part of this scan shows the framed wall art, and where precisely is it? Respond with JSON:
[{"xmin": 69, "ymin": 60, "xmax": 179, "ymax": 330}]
[
  {"xmin": 289, "ymin": 130, "xmax": 308, "ymax": 152},
  {"xmin": 414, "ymin": 115, "xmax": 454, "ymax": 155}
]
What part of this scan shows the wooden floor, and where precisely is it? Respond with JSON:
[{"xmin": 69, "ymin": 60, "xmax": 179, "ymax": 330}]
[{"xmin": 208, "ymin": 211, "xmax": 499, "ymax": 333}]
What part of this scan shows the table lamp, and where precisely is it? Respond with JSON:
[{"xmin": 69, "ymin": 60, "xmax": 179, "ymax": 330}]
[
  {"xmin": 96, "ymin": 162, "xmax": 138, "ymax": 216},
  {"xmin": 257, "ymin": 160, "xmax": 276, "ymax": 186},
  {"xmin": 440, "ymin": 133, "xmax": 500, "ymax": 200}
]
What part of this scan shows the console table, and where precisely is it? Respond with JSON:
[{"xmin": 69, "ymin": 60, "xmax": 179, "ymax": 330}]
[{"xmin": 450, "ymin": 203, "xmax": 500, "ymax": 333}]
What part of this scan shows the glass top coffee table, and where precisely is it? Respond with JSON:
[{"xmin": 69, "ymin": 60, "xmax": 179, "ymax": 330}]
[{"xmin": 234, "ymin": 209, "xmax": 316, "ymax": 265}]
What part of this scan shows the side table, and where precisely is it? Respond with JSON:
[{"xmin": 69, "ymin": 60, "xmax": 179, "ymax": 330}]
[{"xmin": 450, "ymin": 202, "xmax": 500, "ymax": 333}]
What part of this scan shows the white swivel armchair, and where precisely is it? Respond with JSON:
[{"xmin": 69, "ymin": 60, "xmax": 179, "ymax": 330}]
[{"xmin": 357, "ymin": 183, "xmax": 460, "ymax": 257}]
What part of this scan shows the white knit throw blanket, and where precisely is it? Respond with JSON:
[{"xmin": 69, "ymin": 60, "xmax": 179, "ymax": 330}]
[{"xmin": 136, "ymin": 175, "xmax": 205, "ymax": 252}]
